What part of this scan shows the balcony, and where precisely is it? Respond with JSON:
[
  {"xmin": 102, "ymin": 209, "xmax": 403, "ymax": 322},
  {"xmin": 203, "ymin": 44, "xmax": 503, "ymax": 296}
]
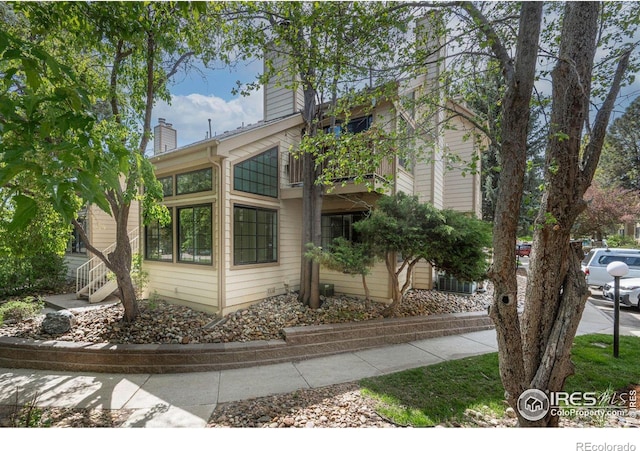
[{"xmin": 283, "ymin": 151, "xmax": 396, "ymax": 198}]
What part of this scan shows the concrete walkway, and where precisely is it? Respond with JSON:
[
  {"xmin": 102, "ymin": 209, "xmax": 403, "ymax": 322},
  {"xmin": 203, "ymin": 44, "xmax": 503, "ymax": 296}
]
[{"xmin": 0, "ymin": 300, "xmax": 635, "ymax": 428}]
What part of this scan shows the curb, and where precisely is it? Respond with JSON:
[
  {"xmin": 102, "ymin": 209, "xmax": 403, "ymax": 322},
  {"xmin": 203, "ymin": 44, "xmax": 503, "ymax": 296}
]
[{"xmin": 0, "ymin": 311, "xmax": 494, "ymax": 374}]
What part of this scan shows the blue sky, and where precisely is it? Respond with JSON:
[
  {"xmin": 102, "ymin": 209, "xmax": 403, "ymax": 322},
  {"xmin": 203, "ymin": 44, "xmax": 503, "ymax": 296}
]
[
  {"xmin": 147, "ymin": 33, "xmax": 640, "ymax": 154},
  {"xmin": 148, "ymin": 58, "xmax": 263, "ymax": 151}
]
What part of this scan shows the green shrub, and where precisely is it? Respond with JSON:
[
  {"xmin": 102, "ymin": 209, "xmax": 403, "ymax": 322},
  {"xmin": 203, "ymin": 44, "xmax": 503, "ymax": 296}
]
[
  {"xmin": 0, "ymin": 254, "xmax": 68, "ymax": 299},
  {"xmin": 0, "ymin": 297, "xmax": 44, "ymax": 324},
  {"xmin": 604, "ymin": 234, "xmax": 639, "ymax": 249}
]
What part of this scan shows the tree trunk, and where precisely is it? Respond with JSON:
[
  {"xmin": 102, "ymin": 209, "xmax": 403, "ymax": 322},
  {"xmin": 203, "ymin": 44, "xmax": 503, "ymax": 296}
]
[
  {"xmin": 482, "ymin": 2, "xmax": 630, "ymax": 427},
  {"xmin": 485, "ymin": 2, "xmax": 543, "ymax": 412},
  {"xmin": 382, "ymin": 252, "xmax": 402, "ymax": 317},
  {"xmin": 298, "ymin": 82, "xmax": 323, "ymax": 309},
  {"xmin": 515, "ymin": 3, "xmax": 600, "ymax": 426},
  {"xmin": 299, "ymin": 151, "xmax": 313, "ymax": 306},
  {"xmin": 110, "ymin": 198, "xmax": 140, "ymax": 323},
  {"xmin": 361, "ymin": 274, "xmax": 370, "ymax": 301}
]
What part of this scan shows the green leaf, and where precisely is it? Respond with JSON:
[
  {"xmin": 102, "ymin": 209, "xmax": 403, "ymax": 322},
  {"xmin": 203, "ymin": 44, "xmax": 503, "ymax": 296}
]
[{"xmin": 8, "ymin": 195, "xmax": 38, "ymax": 231}]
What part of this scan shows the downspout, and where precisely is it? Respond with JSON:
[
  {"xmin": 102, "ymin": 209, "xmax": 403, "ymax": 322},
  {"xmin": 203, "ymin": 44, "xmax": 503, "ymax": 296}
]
[{"xmin": 208, "ymin": 145, "xmax": 226, "ymax": 317}]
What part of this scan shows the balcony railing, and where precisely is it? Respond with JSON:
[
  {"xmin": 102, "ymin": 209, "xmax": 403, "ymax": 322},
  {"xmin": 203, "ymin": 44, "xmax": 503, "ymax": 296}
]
[{"xmin": 287, "ymin": 152, "xmax": 395, "ymax": 186}]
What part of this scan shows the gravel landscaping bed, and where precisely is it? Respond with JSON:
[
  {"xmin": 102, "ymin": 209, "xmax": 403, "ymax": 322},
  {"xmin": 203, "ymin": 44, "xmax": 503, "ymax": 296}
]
[
  {"xmin": 0, "ymin": 280, "xmax": 509, "ymax": 345},
  {"xmin": 9, "ymin": 276, "xmax": 635, "ymax": 428}
]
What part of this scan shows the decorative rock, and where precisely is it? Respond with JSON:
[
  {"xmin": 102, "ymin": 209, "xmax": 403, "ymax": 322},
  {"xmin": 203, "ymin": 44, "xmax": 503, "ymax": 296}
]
[{"xmin": 41, "ymin": 310, "xmax": 76, "ymax": 335}]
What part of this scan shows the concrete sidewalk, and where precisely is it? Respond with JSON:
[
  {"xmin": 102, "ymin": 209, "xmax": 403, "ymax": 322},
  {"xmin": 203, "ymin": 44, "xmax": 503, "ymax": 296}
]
[{"xmin": 0, "ymin": 301, "xmax": 634, "ymax": 428}]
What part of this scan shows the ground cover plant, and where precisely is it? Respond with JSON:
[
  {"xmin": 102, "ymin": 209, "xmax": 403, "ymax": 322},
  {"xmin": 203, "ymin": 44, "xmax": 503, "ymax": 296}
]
[
  {"xmin": 359, "ymin": 334, "xmax": 640, "ymax": 427},
  {"xmin": 0, "ymin": 296, "xmax": 44, "ymax": 325}
]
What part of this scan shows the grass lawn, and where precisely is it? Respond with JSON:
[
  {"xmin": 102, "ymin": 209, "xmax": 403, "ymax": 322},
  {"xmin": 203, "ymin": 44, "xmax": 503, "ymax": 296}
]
[{"xmin": 359, "ymin": 333, "xmax": 640, "ymax": 427}]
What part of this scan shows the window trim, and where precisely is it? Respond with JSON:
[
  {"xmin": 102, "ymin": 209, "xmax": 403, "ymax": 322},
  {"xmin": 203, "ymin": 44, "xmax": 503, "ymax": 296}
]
[
  {"xmin": 176, "ymin": 167, "xmax": 213, "ymax": 196},
  {"xmin": 176, "ymin": 203, "xmax": 214, "ymax": 266},
  {"xmin": 144, "ymin": 211, "xmax": 174, "ymax": 262},
  {"xmin": 232, "ymin": 204, "xmax": 279, "ymax": 267},
  {"xmin": 232, "ymin": 147, "xmax": 279, "ymax": 199},
  {"xmin": 321, "ymin": 211, "xmax": 367, "ymax": 248}
]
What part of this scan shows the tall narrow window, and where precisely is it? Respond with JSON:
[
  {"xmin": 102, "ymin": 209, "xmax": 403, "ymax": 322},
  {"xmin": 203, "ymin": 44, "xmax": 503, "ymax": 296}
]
[
  {"xmin": 234, "ymin": 205, "xmax": 277, "ymax": 265},
  {"xmin": 178, "ymin": 204, "xmax": 212, "ymax": 264},
  {"xmin": 158, "ymin": 176, "xmax": 174, "ymax": 197},
  {"xmin": 67, "ymin": 218, "xmax": 87, "ymax": 254},
  {"xmin": 233, "ymin": 147, "xmax": 278, "ymax": 198},
  {"xmin": 145, "ymin": 213, "xmax": 173, "ymax": 262}
]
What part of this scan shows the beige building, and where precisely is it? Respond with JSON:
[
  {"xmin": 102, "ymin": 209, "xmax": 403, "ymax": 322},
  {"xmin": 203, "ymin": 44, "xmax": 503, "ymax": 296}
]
[{"xmin": 68, "ymin": 56, "xmax": 484, "ymax": 315}]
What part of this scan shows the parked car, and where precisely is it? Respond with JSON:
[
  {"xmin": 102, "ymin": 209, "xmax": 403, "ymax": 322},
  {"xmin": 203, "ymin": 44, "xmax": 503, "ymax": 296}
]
[
  {"xmin": 602, "ymin": 277, "xmax": 640, "ymax": 310},
  {"xmin": 581, "ymin": 247, "xmax": 640, "ymax": 288},
  {"xmin": 516, "ymin": 243, "xmax": 532, "ymax": 257}
]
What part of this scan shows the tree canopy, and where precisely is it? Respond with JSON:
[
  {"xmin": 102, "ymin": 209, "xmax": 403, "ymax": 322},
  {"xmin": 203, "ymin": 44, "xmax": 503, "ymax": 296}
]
[{"xmin": 597, "ymin": 95, "xmax": 640, "ymax": 191}]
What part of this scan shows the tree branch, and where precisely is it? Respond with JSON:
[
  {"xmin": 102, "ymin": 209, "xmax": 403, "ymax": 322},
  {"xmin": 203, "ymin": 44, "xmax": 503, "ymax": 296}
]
[
  {"xmin": 580, "ymin": 48, "xmax": 633, "ymax": 192},
  {"xmin": 72, "ymin": 218, "xmax": 114, "ymax": 271}
]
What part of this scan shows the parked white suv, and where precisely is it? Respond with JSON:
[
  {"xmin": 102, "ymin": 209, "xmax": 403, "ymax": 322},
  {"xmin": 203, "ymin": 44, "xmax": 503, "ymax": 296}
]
[{"xmin": 581, "ymin": 248, "xmax": 640, "ymax": 288}]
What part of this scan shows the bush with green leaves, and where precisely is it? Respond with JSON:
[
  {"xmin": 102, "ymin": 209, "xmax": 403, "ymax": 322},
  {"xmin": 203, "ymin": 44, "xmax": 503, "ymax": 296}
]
[
  {"xmin": 604, "ymin": 234, "xmax": 639, "ymax": 249},
  {"xmin": 306, "ymin": 237, "xmax": 376, "ymax": 300},
  {"xmin": 0, "ymin": 194, "xmax": 70, "ymax": 299},
  {"xmin": 0, "ymin": 296, "xmax": 44, "ymax": 324},
  {"xmin": 355, "ymin": 192, "xmax": 492, "ymax": 316},
  {"xmin": 0, "ymin": 254, "xmax": 68, "ymax": 299}
]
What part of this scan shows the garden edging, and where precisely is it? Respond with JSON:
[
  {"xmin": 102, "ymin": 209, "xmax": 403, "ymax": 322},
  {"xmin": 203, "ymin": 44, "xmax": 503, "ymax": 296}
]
[{"xmin": 0, "ymin": 311, "xmax": 494, "ymax": 374}]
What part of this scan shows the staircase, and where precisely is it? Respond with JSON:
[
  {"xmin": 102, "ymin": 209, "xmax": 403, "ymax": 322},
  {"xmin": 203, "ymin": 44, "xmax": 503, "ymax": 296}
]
[{"xmin": 76, "ymin": 228, "xmax": 139, "ymax": 303}]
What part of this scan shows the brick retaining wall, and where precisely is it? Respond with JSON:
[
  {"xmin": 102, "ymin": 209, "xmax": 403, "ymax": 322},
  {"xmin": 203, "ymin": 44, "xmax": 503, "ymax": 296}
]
[{"xmin": 0, "ymin": 311, "xmax": 494, "ymax": 374}]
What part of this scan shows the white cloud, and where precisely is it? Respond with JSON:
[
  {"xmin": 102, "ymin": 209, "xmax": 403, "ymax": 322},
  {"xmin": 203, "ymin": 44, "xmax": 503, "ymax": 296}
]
[{"xmin": 149, "ymin": 88, "xmax": 263, "ymax": 151}]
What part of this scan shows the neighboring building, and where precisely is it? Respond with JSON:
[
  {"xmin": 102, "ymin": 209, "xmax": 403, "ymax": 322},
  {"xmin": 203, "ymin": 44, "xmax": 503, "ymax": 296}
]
[{"xmin": 68, "ymin": 44, "xmax": 485, "ymax": 315}]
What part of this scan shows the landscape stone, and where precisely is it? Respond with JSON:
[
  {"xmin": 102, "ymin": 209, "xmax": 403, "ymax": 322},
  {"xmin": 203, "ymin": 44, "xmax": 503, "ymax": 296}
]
[{"xmin": 41, "ymin": 310, "xmax": 76, "ymax": 334}]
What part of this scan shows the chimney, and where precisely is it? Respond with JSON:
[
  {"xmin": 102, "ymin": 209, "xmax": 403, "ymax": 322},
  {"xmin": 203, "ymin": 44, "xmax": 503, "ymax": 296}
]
[
  {"xmin": 154, "ymin": 118, "xmax": 177, "ymax": 155},
  {"xmin": 263, "ymin": 44, "xmax": 304, "ymax": 122}
]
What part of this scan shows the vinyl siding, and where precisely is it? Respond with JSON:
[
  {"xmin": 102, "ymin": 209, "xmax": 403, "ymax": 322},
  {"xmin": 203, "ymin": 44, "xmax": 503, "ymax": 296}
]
[
  {"xmin": 144, "ymin": 261, "xmax": 218, "ymax": 313},
  {"xmin": 263, "ymin": 52, "xmax": 303, "ymax": 122},
  {"xmin": 222, "ymin": 128, "xmax": 303, "ymax": 314},
  {"xmin": 320, "ymin": 263, "xmax": 390, "ymax": 302},
  {"xmin": 395, "ymin": 167, "xmax": 414, "ymax": 195},
  {"xmin": 223, "ymin": 198, "xmax": 302, "ymax": 314},
  {"xmin": 443, "ymin": 116, "xmax": 481, "ymax": 216}
]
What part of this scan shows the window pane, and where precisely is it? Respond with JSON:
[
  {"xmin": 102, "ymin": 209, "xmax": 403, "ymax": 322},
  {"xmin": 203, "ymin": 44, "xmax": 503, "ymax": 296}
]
[
  {"xmin": 158, "ymin": 176, "xmax": 173, "ymax": 197},
  {"xmin": 178, "ymin": 205, "xmax": 212, "ymax": 264},
  {"xmin": 234, "ymin": 205, "xmax": 277, "ymax": 265},
  {"xmin": 233, "ymin": 147, "xmax": 278, "ymax": 198},
  {"xmin": 320, "ymin": 212, "xmax": 366, "ymax": 247},
  {"xmin": 176, "ymin": 168, "xmax": 213, "ymax": 195},
  {"xmin": 67, "ymin": 218, "xmax": 87, "ymax": 254},
  {"xmin": 145, "ymin": 213, "xmax": 173, "ymax": 262}
]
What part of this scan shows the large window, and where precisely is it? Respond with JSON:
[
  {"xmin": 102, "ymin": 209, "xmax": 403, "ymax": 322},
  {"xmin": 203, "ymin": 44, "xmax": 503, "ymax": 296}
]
[
  {"xmin": 178, "ymin": 204, "xmax": 212, "ymax": 264},
  {"xmin": 145, "ymin": 215, "xmax": 173, "ymax": 262},
  {"xmin": 176, "ymin": 167, "xmax": 212, "ymax": 195},
  {"xmin": 234, "ymin": 205, "xmax": 277, "ymax": 265},
  {"xmin": 233, "ymin": 147, "xmax": 278, "ymax": 198},
  {"xmin": 321, "ymin": 212, "xmax": 366, "ymax": 248}
]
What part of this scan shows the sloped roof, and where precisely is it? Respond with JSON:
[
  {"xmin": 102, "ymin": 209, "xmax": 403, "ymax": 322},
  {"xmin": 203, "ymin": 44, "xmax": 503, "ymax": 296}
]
[{"xmin": 153, "ymin": 112, "xmax": 301, "ymax": 158}]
